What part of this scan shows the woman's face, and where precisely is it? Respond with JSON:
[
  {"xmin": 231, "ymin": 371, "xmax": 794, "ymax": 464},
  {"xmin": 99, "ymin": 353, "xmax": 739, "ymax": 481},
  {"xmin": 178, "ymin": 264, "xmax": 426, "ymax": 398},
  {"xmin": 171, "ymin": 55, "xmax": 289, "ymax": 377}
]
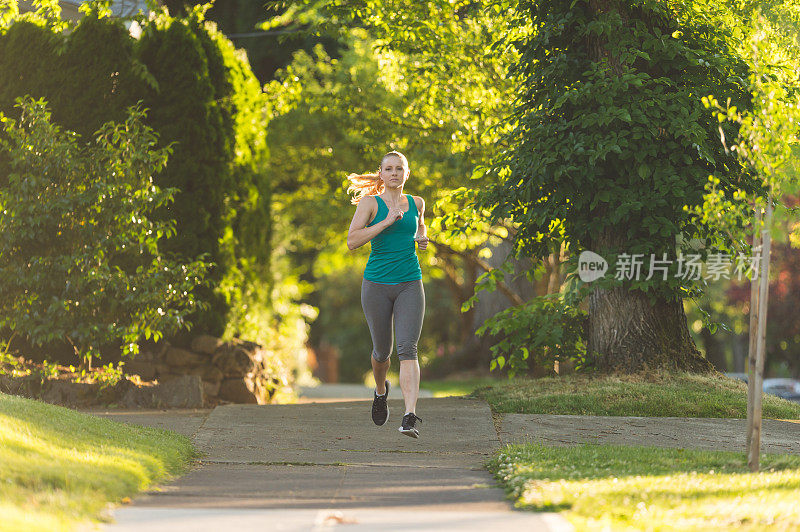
[{"xmin": 379, "ymin": 155, "xmax": 409, "ymax": 189}]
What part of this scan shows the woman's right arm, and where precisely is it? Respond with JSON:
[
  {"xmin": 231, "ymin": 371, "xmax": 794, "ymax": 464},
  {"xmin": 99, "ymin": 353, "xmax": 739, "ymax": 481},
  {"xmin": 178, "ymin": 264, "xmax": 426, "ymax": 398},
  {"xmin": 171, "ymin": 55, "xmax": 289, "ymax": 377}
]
[{"xmin": 348, "ymin": 198, "xmax": 395, "ymax": 250}]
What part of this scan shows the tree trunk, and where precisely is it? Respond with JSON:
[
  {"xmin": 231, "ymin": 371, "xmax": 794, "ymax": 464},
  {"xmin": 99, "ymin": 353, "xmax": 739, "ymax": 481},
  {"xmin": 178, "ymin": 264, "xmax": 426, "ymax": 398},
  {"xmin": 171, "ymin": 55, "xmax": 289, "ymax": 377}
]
[
  {"xmin": 588, "ymin": 285, "xmax": 712, "ymax": 372},
  {"xmin": 746, "ymin": 208, "xmax": 762, "ymax": 451},
  {"xmin": 584, "ymin": 1, "xmax": 712, "ymax": 374},
  {"xmin": 587, "ymin": 224, "xmax": 712, "ymax": 373},
  {"xmin": 749, "ymin": 199, "xmax": 773, "ymax": 472}
]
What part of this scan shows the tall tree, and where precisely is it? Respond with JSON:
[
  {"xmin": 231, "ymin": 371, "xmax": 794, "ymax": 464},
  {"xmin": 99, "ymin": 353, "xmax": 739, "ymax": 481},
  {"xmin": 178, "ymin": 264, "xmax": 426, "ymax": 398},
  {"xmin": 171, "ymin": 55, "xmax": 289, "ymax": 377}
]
[{"xmin": 478, "ymin": 0, "xmax": 755, "ymax": 372}]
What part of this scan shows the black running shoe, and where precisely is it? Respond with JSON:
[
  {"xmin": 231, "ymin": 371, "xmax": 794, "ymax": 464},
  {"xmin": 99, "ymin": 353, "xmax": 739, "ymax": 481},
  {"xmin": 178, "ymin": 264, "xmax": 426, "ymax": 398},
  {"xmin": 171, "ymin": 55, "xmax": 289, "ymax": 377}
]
[
  {"xmin": 371, "ymin": 380, "xmax": 390, "ymax": 426},
  {"xmin": 399, "ymin": 413, "xmax": 422, "ymax": 438}
]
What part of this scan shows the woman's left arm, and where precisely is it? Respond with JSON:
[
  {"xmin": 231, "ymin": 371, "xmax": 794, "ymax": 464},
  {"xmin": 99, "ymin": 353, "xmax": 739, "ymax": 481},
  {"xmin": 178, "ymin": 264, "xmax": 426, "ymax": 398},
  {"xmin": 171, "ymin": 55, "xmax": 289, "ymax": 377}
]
[{"xmin": 414, "ymin": 196, "xmax": 428, "ymax": 250}]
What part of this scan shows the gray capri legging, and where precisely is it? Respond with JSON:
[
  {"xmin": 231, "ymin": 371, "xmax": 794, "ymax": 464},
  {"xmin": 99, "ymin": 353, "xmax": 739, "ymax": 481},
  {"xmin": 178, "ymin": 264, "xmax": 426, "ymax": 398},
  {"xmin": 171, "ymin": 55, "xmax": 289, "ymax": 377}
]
[{"xmin": 361, "ymin": 279, "xmax": 425, "ymax": 362}]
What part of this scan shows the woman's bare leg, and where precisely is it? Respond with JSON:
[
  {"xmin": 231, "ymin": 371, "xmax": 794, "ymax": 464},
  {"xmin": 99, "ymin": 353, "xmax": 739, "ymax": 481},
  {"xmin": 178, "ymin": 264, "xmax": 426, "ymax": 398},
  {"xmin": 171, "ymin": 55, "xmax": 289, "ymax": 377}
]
[
  {"xmin": 372, "ymin": 356, "xmax": 390, "ymax": 394},
  {"xmin": 399, "ymin": 359, "xmax": 420, "ymax": 413}
]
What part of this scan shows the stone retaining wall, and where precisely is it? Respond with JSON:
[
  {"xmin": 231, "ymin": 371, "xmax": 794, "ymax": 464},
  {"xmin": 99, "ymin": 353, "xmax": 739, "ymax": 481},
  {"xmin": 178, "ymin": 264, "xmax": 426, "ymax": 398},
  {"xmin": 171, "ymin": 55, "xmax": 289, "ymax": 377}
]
[
  {"xmin": 125, "ymin": 335, "xmax": 280, "ymax": 405},
  {"xmin": 0, "ymin": 374, "xmax": 204, "ymax": 409}
]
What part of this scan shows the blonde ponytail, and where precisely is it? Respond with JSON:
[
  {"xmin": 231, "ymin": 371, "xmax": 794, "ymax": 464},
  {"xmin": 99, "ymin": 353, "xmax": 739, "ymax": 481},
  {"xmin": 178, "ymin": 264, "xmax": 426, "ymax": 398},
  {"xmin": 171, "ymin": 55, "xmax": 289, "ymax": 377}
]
[{"xmin": 346, "ymin": 172, "xmax": 384, "ymax": 205}]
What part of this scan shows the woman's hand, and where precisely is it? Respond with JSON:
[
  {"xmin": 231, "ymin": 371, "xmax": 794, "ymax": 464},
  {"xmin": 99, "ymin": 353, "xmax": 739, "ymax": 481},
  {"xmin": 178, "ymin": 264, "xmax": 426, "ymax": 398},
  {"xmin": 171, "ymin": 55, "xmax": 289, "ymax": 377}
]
[
  {"xmin": 414, "ymin": 235, "xmax": 429, "ymax": 250},
  {"xmin": 383, "ymin": 207, "xmax": 404, "ymax": 226}
]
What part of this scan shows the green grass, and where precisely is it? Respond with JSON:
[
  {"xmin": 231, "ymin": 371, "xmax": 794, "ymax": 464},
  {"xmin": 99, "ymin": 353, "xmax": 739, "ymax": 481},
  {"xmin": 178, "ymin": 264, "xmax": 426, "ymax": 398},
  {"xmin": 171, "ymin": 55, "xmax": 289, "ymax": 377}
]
[
  {"xmin": 421, "ymin": 377, "xmax": 504, "ymax": 397},
  {"xmin": 0, "ymin": 392, "xmax": 196, "ymax": 531},
  {"xmin": 474, "ymin": 372, "xmax": 800, "ymax": 419},
  {"xmin": 489, "ymin": 443, "xmax": 800, "ymax": 530}
]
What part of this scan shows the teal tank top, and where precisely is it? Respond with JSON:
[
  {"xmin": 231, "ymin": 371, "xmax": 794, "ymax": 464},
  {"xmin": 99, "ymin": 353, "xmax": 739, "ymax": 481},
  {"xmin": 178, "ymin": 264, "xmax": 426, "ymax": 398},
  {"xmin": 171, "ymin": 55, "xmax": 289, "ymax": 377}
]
[{"xmin": 363, "ymin": 194, "xmax": 423, "ymax": 284}]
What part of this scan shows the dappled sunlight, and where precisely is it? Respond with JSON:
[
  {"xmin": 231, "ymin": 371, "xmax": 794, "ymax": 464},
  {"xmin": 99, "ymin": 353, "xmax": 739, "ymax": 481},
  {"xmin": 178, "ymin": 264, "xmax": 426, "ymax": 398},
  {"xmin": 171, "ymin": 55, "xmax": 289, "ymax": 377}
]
[
  {"xmin": 0, "ymin": 502, "xmax": 68, "ymax": 532},
  {"xmin": 492, "ymin": 443, "xmax": 800, "ymax": 530},
  {"xmin": 0, "ymin": 393, "xmax": 194, "ymax": 529}
]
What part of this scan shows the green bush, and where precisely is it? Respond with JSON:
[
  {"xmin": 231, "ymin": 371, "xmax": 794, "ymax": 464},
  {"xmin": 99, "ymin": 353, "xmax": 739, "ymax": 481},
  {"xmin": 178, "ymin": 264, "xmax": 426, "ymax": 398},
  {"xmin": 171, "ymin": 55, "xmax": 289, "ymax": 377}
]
[
  {"xmin": 136, "ymin": 8, "xmax": 273, "ymax": 339},
  {"xmin": 193, "ymin": 17, "xmax": 273, "ymax": 343},
  {"xmin": 136, "ymin": 13, "xmax": 229, "ymax": 336},
  {"xmin": 52, "ymin": 11, "xmax": 147, "ymax": 138},
  {"xmin": 477, "ymin": 294, "xmax": 588, "ymax": 377},
  {"xmin": 0, "ymin": 97, "xmax": 208, "ymax": 367},
  {"xmin": 0, "ymin": 19, "xmax": 61, "ymax": 133},
  {"xmin": 0, "ymin": 6, "xmax": 274, "ymax": 346}
]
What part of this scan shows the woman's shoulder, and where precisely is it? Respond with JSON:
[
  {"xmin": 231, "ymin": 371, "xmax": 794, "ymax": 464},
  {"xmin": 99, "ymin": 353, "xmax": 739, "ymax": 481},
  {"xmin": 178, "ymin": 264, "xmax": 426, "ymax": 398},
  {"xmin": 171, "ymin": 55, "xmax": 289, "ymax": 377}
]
[
  {"xmin": 358, "ymin": 195, "xmax": 379, "ymax": 208},
  {"xmin": 410, "ymin": 195, "xmax": 425, "ymax": 211}
]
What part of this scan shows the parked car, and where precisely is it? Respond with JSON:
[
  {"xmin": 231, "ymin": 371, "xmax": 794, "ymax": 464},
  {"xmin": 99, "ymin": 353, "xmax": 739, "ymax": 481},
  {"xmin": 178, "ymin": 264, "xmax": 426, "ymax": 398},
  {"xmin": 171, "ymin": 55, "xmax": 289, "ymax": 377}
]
[
  {"xmin": 724, "ymin": 372, "xmax": 748, "ymax": 384},
  {"xmin": 762, "ymin": 378, "xmax": 800, "ymax": 403},
  {"xmin": 724, "ymin": 374, "xmax": 800, "ymax": 403}
]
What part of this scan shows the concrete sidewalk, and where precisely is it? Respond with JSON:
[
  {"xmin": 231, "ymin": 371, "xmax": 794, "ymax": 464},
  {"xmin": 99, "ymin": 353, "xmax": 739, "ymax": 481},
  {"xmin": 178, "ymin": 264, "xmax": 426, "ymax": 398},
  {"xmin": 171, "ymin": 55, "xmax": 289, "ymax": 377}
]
[
  {"xmin": 93, "ymin": 398, "xmax": 570, "ymax": 531},
  {"xmin": 85, "ymin": 395, "xmax": 800, "ymax": 531}
]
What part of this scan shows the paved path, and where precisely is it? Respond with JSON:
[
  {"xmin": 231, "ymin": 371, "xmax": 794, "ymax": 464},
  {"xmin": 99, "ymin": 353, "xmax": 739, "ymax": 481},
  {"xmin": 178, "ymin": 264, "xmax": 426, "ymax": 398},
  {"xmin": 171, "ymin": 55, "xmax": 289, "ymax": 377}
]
[
  {"xmin": 83, "ymin": 390, "xmax": 800, "ymax": 531},
  {"xmin": 93, "ymin": 398, "xmax": 570, "ymax": 531}
]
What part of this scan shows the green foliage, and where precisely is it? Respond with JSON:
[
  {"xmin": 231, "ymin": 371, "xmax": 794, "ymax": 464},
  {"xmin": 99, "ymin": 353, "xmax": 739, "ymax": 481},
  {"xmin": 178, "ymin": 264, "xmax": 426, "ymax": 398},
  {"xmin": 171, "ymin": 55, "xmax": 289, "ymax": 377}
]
[
  {"xmin": 51, "ymin": 10, "xmax": 147, "ymax": 138},
  {"xmin": 697, "ymin": 15, "xmax": 800, "ymax": 240},
  {"xmin": 197, "ymin": 0, "xmax": 342, "ymax": 83},
  {"xmin": 478, "ymin": 294, "xmax": 588, "ymax": 377},
  {"xmin": 0, "ymin": 19, "xmax": 61, "ymax": 120},
  {"xmin": 0, "ymin": 0, "xmax": 19, "ymax": 29},
  {"xmin": 0, "ymin": 4, "xmax": 305, "ymax": 388},
  {"xmin": 192, "ymin": 17, "xmax": 273, "ymax": 343},
  {"xmin": 0, "ymin": 6, "xmax": 274, "ymax": 345},
  {"xmin": 478, "ymin": 0, "xmax": 755, "ymax": 298},
  {"xmin": 683, "ymin": 6, "xmax": 800, "ymax": 375},
  {"xmin": 136, "ymin": 9, "xmax": 273, "ymax": 339},
  {"xmin": 0, "ymin": 97, "xmax": 208, "ymax": 363},
  {"xmin": 136, "ymin": 12, "xmax": 230, "ymax": 336},
  {"xmin": 1, "ymin": 351, "xmax": 61, "ymax": 382},
  {"xmin": 0, "ymin": 0, "xmax": 69, "ymax": 33}
]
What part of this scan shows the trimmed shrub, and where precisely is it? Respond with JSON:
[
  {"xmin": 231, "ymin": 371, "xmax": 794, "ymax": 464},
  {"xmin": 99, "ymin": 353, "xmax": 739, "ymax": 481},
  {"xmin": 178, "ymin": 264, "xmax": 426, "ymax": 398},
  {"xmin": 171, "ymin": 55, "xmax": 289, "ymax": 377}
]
[
  {"xmin": 0, "ymin": 97, "xmax": 208, "ymax": 367},
  {"xmin": 52, "ymin": 12, "xmax": 146, "ymax": 138},
  {"xmin": 0, "ymin": 7, "xmax": 274, "ymax": 354}
]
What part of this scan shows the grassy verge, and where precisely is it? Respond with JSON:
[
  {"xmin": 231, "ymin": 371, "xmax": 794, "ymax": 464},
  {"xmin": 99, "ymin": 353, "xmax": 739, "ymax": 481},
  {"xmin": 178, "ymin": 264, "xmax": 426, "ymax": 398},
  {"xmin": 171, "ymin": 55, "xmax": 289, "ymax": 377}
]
[
  {"xmin": 489, "ymin": 443, "xmax": 800, "ymax": 530},
  {"xmin": 473, "ymin": 372, "xmax": 800, "ymax": 419},
  {"xmin": 0, "ymin": 392, "xmax": 196, "ymax": 531},
  {"xmin": 421, "ymin": 377, "xmax": 504, "ymax": 397}
]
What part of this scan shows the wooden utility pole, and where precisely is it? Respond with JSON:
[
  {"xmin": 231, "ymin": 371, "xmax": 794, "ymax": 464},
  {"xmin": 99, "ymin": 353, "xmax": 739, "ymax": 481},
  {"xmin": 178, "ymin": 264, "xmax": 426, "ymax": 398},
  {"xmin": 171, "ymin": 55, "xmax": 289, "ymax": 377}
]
[{"xmin": 748, "ymin": 199, "xmax": 772, "ymax": 472}]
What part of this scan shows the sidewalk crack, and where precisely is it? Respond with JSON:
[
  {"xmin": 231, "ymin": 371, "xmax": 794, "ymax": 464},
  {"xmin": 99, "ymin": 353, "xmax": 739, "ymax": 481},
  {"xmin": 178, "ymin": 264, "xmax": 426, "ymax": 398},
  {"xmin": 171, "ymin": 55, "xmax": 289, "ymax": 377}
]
[{"xmin": 191, "ymin": 409, "xmax": 213, "ymax": 440}]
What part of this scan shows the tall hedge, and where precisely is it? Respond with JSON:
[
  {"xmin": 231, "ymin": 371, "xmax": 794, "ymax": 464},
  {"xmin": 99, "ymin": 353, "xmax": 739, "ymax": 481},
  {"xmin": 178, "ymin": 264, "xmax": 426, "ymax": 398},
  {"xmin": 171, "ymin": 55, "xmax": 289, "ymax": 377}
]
[
  {"xmin": 136, "ymin": 14, "xmax": 231, "ymax": 336},
  {"xmin": 199, "ymin": 20, "xmax": 273, "ymax": 341},
  {"xmin": 0, "ymin": 6, "xmax": 271, "ymax": 348},
  {"xmin": 0, "ymin": 19, "xmax": 61, "ymax": 136},
  {"xmin": 53, "ymin": 13, "xmax": 146, "ymax": 138},
  {"xmin": 136, "ymin": 10, "xmax": 271, "ymax": 338}
]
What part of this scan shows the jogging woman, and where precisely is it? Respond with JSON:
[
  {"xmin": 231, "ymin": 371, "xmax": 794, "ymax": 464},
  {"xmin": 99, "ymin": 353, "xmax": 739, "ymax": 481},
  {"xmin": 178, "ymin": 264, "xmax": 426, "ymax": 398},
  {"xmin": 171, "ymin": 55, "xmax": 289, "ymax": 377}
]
[{"xmin": 346, "ymin": 151, "xmax": 428, "ymax": 438}]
